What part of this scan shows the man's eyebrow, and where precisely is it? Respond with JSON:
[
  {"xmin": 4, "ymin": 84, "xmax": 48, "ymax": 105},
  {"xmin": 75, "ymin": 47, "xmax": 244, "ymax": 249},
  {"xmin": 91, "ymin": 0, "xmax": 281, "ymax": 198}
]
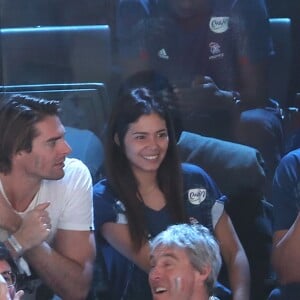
[
  {"xmin": 46, "ymin": 135, "xmax": 63, "ymax": 143},
  {"xmin": 150, "ymin": 252, "xmax": 178, "ymax": 261},
  {"xmin": 161, "ymin": 252, "xmax": 177, "ymax": 259}
]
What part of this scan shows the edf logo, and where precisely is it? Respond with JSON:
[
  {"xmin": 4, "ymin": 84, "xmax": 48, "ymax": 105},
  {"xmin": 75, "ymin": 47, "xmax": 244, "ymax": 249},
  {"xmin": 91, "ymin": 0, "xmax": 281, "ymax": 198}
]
[{"xmin": 188, "ymin": 188, "xmax": 207, "ymax": 205}]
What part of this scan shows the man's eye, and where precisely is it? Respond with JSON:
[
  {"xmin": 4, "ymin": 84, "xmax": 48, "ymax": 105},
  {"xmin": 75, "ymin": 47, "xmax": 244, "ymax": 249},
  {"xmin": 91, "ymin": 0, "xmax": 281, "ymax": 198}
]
[
  {"xmin": 135, "ymin": 135, "xmax": 145, "ymax": 140},
  {"xmin": 150, "ymin": 262, "xmax": 156, "ymax": 269},
  {"xmin": 163, "ymin": 261, "xmax": 173, "ymax": 268},
  {"xmin": 48, "ymin": 140, "xmax": 57, "ymax": 147}
]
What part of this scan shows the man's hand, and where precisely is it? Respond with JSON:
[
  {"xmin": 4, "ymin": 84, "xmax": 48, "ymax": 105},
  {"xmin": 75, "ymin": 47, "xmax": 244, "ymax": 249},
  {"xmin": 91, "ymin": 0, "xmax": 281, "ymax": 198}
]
[
  {"xmin": 173, "ymin": 75, "xmax": 237, "ymax": 114},
  {"xmin": 14, "ymin": 202, "xmax": 51, "ymax": 252},
  {"xmin": 13, "ymin": 291, "xmax": 24, "ymax": 300}
]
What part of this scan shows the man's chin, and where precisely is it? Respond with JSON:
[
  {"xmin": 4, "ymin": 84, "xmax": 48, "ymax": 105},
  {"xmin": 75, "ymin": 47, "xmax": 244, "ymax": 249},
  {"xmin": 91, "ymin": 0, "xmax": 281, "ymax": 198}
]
[{"xmin": 46, "ymin": 170, "xmax": 65, "ymax": 180}]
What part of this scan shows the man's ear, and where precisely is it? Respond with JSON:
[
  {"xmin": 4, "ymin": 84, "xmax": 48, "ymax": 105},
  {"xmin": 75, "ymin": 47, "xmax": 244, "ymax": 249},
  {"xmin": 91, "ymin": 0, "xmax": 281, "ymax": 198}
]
[
  {"xmin": 15, "ymin": 150, "xmax": 26, "ymax": 158},
  {"xmin": 114, "ymin": 134, "xmax": 120, "ymax": 146},
  {"xmin": 195, "ymin": 265, "xmax": 211, "ymax": 283}
]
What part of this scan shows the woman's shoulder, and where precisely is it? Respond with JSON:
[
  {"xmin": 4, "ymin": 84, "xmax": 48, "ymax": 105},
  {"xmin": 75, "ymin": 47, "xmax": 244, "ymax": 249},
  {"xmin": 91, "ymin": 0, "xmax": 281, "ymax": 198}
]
[
  {"xmin": 93, "ymin": 178, "xmax": 117, "ymax": 201},
  {"xmin": 181, "ymin": 162, "xmax": 221, "ymax": 195},
  {"xmin": 93, "ymin": 179, "xmax": 127, "ymax": 227},
  {"xmin": 181, "ymin": 162, "xmax": 210, "ymax": 178},
  {"xmin": 94, "ymin": 178, "xmax": 109, "ymax": 192}
]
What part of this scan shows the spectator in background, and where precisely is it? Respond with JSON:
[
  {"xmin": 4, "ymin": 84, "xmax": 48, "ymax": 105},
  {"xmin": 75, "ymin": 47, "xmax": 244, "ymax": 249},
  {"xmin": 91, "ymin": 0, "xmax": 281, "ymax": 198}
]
[
  {"xmin": 93, "ymin": 86, "xmax": 250, "ymax": 300},
  {"xmin": 0, "ymin": 243, "xmax": 23, "ymax": 300},
  {"xmin": 116, "ymin": 0, "xmax": 284, "ymax": 200},
  {"xmin": 149, "ymin": 223, "xmax": 221, "ymax": 300},
  {"xmin": 268, "ymin": 148, "xmax": 300, "ymax": 300},
  {"xmin": 0, "ymin": 94, "xmax": 95, "ymax": 300}
]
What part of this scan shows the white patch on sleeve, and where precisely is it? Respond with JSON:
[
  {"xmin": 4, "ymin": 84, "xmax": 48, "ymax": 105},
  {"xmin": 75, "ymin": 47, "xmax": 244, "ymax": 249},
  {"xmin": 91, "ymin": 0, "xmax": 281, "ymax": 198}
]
[
  {"xmin": 116, "ymin": 213, "xmax": 128, "ymax": 224},
  {"xmin": 115, "ymin": 200, "xmax": 128, "ymax": 224},
  {"xmin": 211, "ymin": 200, "xmax": 224, "ymax": 228}
]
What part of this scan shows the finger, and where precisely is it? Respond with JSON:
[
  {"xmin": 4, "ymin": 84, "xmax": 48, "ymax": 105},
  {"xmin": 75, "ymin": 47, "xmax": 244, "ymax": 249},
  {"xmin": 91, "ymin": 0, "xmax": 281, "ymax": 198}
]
[
  {"xmin": 35, "ymin": 202, "xmax": 50, "ymax": 211},
  {"xmin": 203, "ymin": 75, "xmax": 214, "ymax": 83},
  {"xmin": 15, "ymin": 290, "xmax": 24, "ymax": 299},
  {"xmin": 192, "ymin": 75, "xmax": 213, "ymax": 87},
  {"xmin": 43, "ymin": 223, "xmax": 51, "ymax": 231},
  {"xmin": 42, "ymin": 215, "xmax": 51, "ymax": 224}
]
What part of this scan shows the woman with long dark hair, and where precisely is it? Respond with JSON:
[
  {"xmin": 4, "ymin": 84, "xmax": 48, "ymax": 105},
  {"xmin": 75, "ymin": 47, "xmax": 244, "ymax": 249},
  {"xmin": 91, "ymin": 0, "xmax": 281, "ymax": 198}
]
[{"xmin": 93, "ymin": 87, "xmax": 250, "ymax": 300}]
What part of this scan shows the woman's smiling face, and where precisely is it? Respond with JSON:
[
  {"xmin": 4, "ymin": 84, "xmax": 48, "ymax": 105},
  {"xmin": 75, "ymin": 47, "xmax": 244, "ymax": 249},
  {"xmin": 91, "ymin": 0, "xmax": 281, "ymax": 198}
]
[{"xmin": 123, "ymin": 113, "xmax": 169, "ymax": 177}]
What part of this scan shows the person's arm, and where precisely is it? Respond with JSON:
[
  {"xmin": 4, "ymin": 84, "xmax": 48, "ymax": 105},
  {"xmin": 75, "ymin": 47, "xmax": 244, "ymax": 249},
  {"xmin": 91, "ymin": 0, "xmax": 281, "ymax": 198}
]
[
  {"xmin": 271, "ymin": 150, "xmax": 300, "ymax": 283},
  {"xmin": 272, "ymin": 214, "xmax": 300, "ymax": 283},
  {"xmin": 3, "ymin": 160, "xmax": 96, "ymax": 300},
  {"xmin": 174, "ymin": 75, "xmax": 238, "ymax": 113},
  {"xmin": 215, "ymin": 212, "xmax": 250, "ymax": 300},
  {"xmin": 2, "ymin": 201, "xmax": 96, "ymax": 300},
  {"xmin": 21, "ymin": 161, "xmax": 97, "ymax": 300},
  {"xmin": 101, "ymin": 222, "xmax": 150, "ymax": 272},
  {"xmin": 24, "ymin": 230, "xmax": 95, "ymax": 300},
  {"xmin": 3, "ymin": 203, "xmax": 51, "ymax": 260}
]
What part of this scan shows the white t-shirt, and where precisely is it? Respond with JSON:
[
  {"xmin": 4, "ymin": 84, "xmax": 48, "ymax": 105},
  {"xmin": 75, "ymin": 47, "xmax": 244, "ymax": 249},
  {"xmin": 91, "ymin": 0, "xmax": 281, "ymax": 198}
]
[
  {"xmin": 0, "ymin": 158, "xmax": 94, "ymax": 299},
  {"xmin": 0, "ymin": 157, "xmax": 94, "ymax": 243}
]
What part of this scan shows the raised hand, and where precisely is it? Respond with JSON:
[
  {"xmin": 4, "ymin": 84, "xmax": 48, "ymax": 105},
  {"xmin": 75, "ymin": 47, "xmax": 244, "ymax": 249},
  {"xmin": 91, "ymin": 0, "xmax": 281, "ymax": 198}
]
[
  {"xmin": 173, "ymin": 75, "xmax": 236, "ymax": 113},
  {"xmin": 13, "ymin": 290, "xmax": 24, "ymax": 300},
  {"xmin": 14, "ymin": 202, "xmax": 51, "ymax": 252}
]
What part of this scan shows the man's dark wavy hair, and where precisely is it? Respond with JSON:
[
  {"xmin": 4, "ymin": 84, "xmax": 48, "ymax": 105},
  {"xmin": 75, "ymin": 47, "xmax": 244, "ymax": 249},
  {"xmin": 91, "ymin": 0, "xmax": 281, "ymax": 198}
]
[{"xmin": 0, "ymin": 94, "xmax": 60, "ymax": 174}]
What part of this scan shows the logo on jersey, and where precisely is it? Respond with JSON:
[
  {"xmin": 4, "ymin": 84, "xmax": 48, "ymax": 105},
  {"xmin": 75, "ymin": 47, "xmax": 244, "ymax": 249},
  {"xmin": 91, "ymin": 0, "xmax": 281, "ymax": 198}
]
[
  {"xmin": 208, "ymin": 42, "xmax": 224, "ymax": 60},
  {"xmin": 158, "ymin": 48, "xmax": 169, "ymax": 59},
  {"xmin": 209, "ymin": 42, "xmax": 221, "ymax": 55},
  {"xmin": 188, "ymin": 188, "xmax": 206, "ymax": 205},
  {"xmin": 209, "ymin": 17, "xmax": 229, "ymax": 33}
]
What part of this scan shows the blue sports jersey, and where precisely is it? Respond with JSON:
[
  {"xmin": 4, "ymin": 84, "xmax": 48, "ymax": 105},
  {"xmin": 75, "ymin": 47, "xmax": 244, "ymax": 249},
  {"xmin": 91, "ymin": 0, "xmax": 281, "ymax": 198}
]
[
  {"xmin": 117, "ymin": 0, "xmax": 273, "ymax": 90},
  {"xmin": 272, "ymin": 149, "xmax": 300, "ymax": 231},
  {"xmin": 93, "ymin": 163, "xmax": 225, "ymax": 299},
  {"xmin": 270, "ymin": 149, "xmax": 300, "ymax": 300}
]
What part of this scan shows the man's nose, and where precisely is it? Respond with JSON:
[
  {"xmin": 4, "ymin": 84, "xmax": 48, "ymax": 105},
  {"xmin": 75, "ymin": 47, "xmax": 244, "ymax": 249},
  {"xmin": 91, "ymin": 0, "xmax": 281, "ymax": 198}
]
[
  {"xmin": 149, "ymin": 266, "xmax": 161, "ymax": 281},
  {"xmin": 62, "ymin": 139, "xmax": 72, "ymax": 155}
]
